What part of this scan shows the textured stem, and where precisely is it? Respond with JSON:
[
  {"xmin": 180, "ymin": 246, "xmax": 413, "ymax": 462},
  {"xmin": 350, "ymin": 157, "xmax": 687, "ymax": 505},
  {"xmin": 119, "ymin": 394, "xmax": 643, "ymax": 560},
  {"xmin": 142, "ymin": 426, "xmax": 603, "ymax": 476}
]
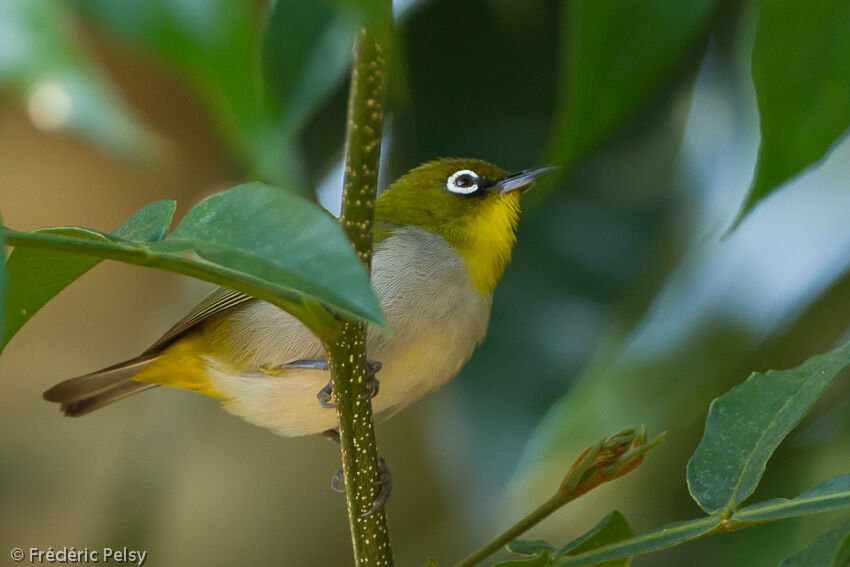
[{"xmin": 327, "ymin": 11, "xmax": 393, "ymax": 567}]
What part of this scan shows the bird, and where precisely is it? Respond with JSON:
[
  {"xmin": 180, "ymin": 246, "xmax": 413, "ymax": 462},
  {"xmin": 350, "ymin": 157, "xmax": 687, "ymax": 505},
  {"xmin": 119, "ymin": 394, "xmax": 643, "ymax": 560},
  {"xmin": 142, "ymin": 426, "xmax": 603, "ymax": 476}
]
[{"xmin": 43, "ymin": 158, "xmax": 554, "ymax": 438}]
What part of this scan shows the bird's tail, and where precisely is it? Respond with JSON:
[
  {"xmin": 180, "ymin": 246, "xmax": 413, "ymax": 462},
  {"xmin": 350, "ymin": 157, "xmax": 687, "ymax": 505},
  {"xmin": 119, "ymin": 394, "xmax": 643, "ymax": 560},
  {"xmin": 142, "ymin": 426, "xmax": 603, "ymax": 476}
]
[{"xmin": 43, "ymin": 356, "xmax": 160, "ymax": 417}]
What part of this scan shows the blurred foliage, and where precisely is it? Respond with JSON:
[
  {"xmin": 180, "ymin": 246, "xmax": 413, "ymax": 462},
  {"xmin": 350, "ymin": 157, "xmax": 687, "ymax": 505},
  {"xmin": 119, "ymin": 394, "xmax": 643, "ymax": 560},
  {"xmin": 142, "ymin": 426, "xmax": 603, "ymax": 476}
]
[
  {"xmin": 544, "ymin": 0, "xmax": 719, "ymax": 177},
  {"xmin": 0, "ymin": 0, "xmax": 156, "ymax": 154},
  {"xmin": 2, "ymin": 0, "xmax": 850, "ymax": 565},
  {"xmin": 778, "ymin": 521, "xmax": 850, "ymax": 567},
  {"xmin": 73, "ymin": 0, "xmax": 305, "ymax": 189},
  {"xmin": 743, "ymin": 0, "xmax": 850, "ymax": 220}
]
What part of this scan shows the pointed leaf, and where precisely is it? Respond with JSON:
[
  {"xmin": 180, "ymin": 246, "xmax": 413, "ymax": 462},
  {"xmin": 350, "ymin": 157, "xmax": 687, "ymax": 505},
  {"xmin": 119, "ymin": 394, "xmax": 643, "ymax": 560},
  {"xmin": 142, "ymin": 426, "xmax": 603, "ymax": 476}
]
[
  {"xmin": 555, "ymin": 516, "xmax": 721, "ymax": 566},
  {"xmin": 555, "ymin": 511, "xmax": 634, "ymax": 566},
  {"xmin": 493, "ymin": 550, "xmax": 553, "ymax": 567},
  {"xmin": 738, "ymin": 0, "xmax": 850, "ymax": 221},
  {"xmin": 2, "ymin": 201, "xmax": 175, "ymax": 349},
  {"xmin": 687, "ymin": 342, "xmax": 850, "ymax": 513},
  {"xmin": 507, "ymin": 540, "xmax": 558, "ymax": 558},
  {"xmin": 732, "ymin": 474, "xmax": 850, "ymax": 523},
  {"xmin": 778, "ymin": 521, "xmax": 850, "ymax": 567},
  {"xmin": 112, "ymin": 200, "xmax": 176, "ymax": 242},
  {"xmin": 546, "ymin": 0, "xmax": 718, "ymax": 169}
]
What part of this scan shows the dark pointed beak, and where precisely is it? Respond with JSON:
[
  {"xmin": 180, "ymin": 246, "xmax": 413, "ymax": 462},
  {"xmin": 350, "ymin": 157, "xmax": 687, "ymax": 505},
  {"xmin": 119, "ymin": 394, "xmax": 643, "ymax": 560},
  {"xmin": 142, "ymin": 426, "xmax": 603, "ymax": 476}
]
[{"xmin": 493, "ymin": 166, "xmax": 559, "ymax": 194}]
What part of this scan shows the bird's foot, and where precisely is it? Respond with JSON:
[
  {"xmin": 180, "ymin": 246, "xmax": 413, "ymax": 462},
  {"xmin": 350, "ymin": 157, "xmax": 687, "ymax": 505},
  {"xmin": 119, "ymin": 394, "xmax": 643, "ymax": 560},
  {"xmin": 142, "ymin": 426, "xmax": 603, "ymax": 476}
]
[
  {"xmin": 361, "ymin": 360, "xmax": 382, "ymax": 401},
  {"xmin": 364, "ymin": 457, "xmax": 392, "ymax": 516},
  {"xmin": 329, "ymin": 457, "xmax": 392, "ymax": 517},
  {"xmin": 279, "ymin": 358, "xmax": 382, "ymax": 409},
  {"xmin": 322, "ymin": 428, "xmax": 340, "ymax": 444},
  {"xmin": 317, "ymin": 380, "xmax": 338, "ymax": 409},
  {"xmin": 331, "ymin": 468, "xmax": 346, "ymax": 493}
]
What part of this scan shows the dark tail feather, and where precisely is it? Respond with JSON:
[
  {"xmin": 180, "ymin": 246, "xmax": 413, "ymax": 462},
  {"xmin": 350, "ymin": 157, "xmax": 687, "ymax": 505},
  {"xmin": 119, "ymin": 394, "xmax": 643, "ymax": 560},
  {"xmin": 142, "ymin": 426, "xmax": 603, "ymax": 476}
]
[{"xmin": 43, "ymin": 356, "xmax": 160, "ymax": 417}]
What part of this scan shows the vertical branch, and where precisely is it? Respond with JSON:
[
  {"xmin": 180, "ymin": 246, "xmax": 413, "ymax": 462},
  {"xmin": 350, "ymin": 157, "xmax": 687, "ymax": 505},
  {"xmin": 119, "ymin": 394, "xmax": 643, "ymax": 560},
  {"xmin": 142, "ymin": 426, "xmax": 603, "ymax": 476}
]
[{"xmin": 326, "ymin": 6, "xmax": 393, "ymax": 567}]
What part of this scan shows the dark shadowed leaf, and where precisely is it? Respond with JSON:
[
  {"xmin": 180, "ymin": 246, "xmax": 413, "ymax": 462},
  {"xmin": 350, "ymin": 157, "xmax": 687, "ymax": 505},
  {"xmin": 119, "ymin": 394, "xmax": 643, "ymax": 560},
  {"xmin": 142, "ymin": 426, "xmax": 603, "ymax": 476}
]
[
  {"xmin": 546, "ymin": 0, "xmax": 718, "ymax": 169},
  {"xmin": 2, "ymin": 201, "xmax": 176, "ymax": 350},
  {"xmin": 687, "ymin": 342, "xmax": 850, "ymax": 513},
  {"xmin": 738, "ymin": 0, "xmax": 850, "ymax": 223},
  {"xmin": 777, "ymin": 521, "xmax": 850, "ymax": 567},
  {"xmin": 74, "ymin": 0, "xmax": 305, "ymax": 190},
  {"xmin": 262, "ymin": 0, "xmax": 358, "ymax": 131}
]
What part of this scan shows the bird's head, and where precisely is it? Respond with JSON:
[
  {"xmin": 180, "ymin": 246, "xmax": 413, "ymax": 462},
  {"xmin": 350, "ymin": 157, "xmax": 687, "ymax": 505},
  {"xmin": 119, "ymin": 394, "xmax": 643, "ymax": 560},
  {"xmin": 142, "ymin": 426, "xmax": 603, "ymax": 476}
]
[{"xmin": 375, "ymin": 158, "xmax": 555, "ymax": 294}]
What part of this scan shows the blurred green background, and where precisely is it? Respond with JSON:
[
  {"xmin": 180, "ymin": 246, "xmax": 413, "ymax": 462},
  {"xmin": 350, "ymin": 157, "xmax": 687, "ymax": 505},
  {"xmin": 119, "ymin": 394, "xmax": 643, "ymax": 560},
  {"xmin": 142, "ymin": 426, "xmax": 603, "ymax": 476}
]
[{"xmin": 1, "ymin": 0, "xmax": 849, "ymax": 565}]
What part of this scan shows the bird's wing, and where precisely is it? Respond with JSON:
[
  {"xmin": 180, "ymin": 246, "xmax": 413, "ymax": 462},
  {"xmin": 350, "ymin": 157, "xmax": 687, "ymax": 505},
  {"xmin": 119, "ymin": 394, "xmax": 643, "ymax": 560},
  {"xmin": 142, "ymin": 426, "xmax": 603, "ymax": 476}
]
[{"xmin": 143, "ymin": 287, "xmax": 255, "ymax": 355}]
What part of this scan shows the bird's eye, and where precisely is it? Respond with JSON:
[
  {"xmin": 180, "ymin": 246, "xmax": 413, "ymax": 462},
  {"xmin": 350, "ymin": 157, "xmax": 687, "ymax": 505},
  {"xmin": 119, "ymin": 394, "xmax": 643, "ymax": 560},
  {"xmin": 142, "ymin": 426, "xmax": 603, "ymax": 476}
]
[{"xmin": 447, "ymin": 169, "xmax": 480, "ymax": 195}]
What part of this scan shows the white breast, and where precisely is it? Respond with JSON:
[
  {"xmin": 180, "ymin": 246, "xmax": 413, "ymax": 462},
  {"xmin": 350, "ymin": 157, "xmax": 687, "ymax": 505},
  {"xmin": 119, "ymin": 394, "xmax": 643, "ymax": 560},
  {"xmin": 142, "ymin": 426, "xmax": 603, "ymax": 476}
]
[{"xmin": 205, "ymin": 226, "xmax": 492, "ymax": 437}]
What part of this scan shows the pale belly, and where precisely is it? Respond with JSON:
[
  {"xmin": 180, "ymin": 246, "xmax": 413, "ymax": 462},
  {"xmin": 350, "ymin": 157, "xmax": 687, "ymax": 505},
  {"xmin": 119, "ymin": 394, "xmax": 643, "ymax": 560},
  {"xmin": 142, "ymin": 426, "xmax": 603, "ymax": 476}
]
[{"xmin": 205, "ymin": 227, "xmax": 492, "ymax": 437}]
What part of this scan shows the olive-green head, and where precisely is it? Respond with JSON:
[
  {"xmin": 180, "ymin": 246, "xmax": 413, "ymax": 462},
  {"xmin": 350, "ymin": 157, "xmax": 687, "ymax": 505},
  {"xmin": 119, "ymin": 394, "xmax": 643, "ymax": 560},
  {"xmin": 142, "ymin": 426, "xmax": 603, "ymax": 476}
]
[{"xmin": 376, "ymin": 157, "xmax": 555, "ymax": 294}]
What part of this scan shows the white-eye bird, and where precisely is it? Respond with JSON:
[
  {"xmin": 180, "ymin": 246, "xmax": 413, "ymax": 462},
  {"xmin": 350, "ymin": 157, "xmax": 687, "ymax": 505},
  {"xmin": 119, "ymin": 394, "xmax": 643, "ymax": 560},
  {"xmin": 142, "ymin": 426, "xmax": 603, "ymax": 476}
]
[{"xmin": 44, "ymin": 158, "xmax": 553, "ymax": 437}]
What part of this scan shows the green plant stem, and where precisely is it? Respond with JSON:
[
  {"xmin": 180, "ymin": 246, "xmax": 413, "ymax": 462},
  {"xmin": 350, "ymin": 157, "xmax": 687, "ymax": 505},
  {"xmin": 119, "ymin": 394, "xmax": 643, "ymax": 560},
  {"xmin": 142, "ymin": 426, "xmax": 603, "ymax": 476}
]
[
  {"xmin": 326, "ymin": 9, "xmax": 393, "ymax": 567},
  {"xmin": 454, "ymin": 493, "xmax": 570, "ymax": 567}
]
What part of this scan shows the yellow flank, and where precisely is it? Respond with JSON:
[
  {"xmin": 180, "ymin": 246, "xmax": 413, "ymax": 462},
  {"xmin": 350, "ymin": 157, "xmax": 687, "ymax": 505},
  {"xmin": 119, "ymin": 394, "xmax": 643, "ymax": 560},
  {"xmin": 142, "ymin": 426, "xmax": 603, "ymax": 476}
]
[
  {"xmin": 133, "ymin": 335, "xmax": 223, "ymax": 398},
  {"xmin": 460, "ymin": 191, "xmax": 521, "ymax": 294}
]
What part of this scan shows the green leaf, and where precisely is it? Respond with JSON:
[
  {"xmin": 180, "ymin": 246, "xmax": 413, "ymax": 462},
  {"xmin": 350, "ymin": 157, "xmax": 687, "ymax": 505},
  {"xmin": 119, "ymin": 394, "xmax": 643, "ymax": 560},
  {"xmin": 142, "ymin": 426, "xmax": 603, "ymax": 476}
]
[
  {"xmin": 154, "ymin": 183, "xmax": 380, "ymax": 324},
  {"xmin": 112, "ymin": 200, "xmax": 176, "ymax": 242},
  {"xmin": 687, "ymin": 342, "xmax": 850, "ymax": 514},
  {"xmin": 732, "ymin": 474, "xmax": 850, "ymax": 523},
  {"xmin": 493, "ymin": 550, "xmax": 552, "ymax": 567},
  {"xmin": 2, "ymin": 201, "xmax": 176, "ymax": 350},
  {"xmin": 546, "ymin": 0, "xmax": 718, "ymax": 168},
  {"xmin": 0, "ymin": 0, "xmax": 156, "ymax": 155},
  {"xmin": 555, "ymin": 511, "xmax": 634, "ymax": 566},
  {"xmin": 3, "ymin": 185, "xmax": 385, "ymax": 335},
  {"xmin": 737, "ymin": 0, "xmax": 850, "ymax": 222},
  {"xmin": 778, "ymin": 521, "xmax": 850, "ymax": 567},
  {"xmin": 507, "ymin": 540, "xmax": 557, "ymax": 558},
  {"xmin": 556, "ymin": 516, "xmax": 721, "ymax": 566},
  {"xmin": 262, "ymin": 0, "xmax": 358, "ymax": 132}
]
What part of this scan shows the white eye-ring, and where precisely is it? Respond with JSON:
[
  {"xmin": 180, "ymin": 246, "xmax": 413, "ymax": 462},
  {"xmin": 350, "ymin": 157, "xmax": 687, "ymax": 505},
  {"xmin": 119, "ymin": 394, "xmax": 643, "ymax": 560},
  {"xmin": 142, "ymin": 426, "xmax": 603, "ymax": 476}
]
[{"xmin": 447, "ymin": 169, "xmax": 480, "ymax": 194}]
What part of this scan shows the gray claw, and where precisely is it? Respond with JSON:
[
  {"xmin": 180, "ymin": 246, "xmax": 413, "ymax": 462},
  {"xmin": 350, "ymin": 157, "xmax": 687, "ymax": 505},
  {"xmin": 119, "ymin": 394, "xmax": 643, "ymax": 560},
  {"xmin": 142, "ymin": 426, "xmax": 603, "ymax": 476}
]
[
  {"xmin": 362, "ymin": 457, "xmax": 392, "ymax": 517},
  {"xmin": 317, "ymin": 380, "xmax": 338, "ymax": 409},
  {"xmin": 361, "ymin": 359, "xmax": 382, "ymax": 401},
  {"xmin": 331, "ymin": 468, "xmax": 346, "ymax": 493}
]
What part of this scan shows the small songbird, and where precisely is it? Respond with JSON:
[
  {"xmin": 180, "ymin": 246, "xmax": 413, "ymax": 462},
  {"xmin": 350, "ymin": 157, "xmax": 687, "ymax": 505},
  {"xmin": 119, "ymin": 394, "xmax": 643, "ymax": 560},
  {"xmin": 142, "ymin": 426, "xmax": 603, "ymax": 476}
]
[{"xmin": 44, "ymin": 158, "xmax": 554, "ymax": 437}]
